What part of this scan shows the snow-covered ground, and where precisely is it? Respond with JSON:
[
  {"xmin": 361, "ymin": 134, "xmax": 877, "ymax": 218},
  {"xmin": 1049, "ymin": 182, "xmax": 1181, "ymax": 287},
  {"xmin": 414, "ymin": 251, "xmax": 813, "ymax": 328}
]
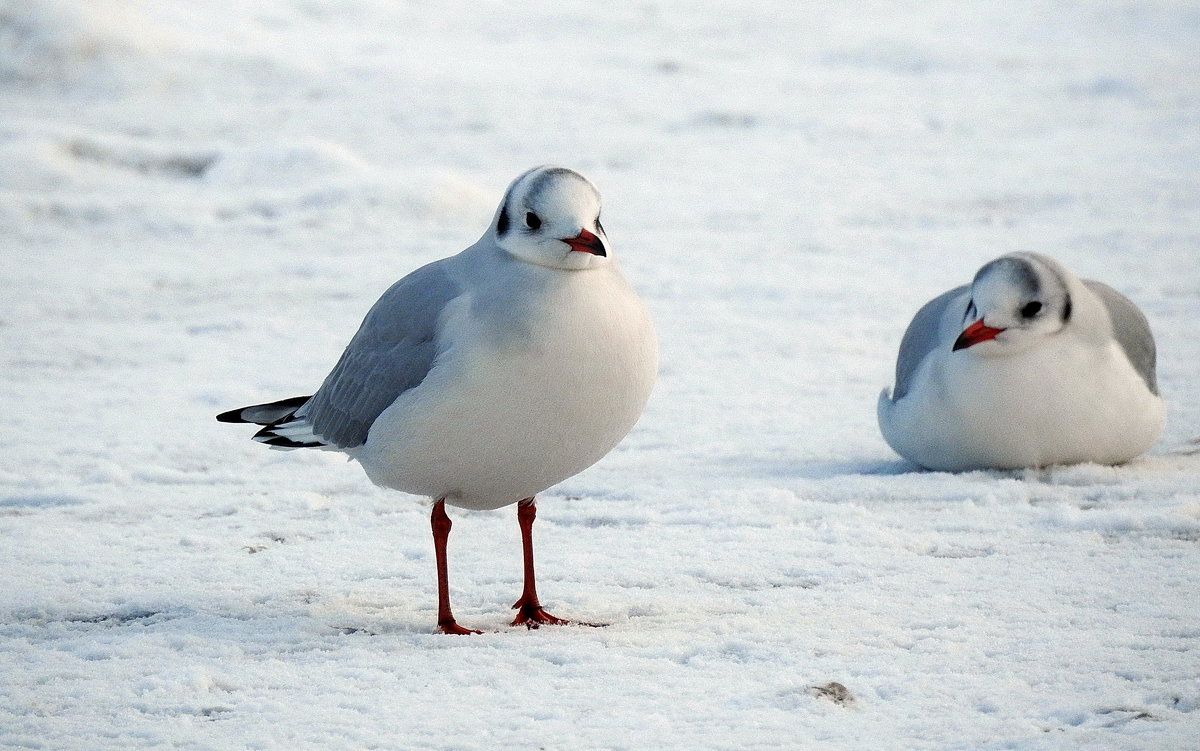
[{"xmin": 3, "ymin": 1, "xmax": 1199, "ymax": 748}]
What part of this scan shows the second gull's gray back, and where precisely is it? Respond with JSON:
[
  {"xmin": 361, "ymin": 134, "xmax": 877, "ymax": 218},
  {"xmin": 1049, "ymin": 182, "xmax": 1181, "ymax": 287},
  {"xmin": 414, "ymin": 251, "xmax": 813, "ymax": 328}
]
[
  {"xmin": 1084, "ymin": 279, "xmax": 1158, "ymax": 395},
  {"xmin": 892, "ymin": 285, "xmax": 968, "ymax": 400}
]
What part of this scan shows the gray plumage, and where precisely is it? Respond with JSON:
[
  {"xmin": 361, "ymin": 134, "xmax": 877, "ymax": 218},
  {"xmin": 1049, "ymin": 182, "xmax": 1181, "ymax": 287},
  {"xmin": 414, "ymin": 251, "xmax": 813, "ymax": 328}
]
[
  {"xmin": 891, "ymin": 284, "xmax": 967, "ymax": 400},
  {"xmin": 296, "ymin": 261, "xmax": 463, "ymax": 448},
  {"xmin": 217, "ymin": 165, "xmax": 660, "ymax": 633},
  {"xmin": 216, "ymin": 395, "xmax": 308, "ymax": 426},
  {"xmin": 888, "ymin": 276, "xmax": 1158, "ymax": 402},
  {"xmin": 879, "ymin": 251, "xmax": 1165, "ymax": 471},
  {"xmin": 217, "ymin": 165, "xmax": 626, "ymax": 455},
  {"xmin": 1084, "ymin": 279, "xmax": 1158, "ymax": 395},
  {"xmin": 976, "ymin": 255, "xmax": 1041, "ymax": 297}
]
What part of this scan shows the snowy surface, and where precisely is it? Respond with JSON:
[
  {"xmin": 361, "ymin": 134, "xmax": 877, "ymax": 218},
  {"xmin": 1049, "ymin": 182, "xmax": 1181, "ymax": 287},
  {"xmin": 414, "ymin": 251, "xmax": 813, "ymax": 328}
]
[{"xmin": 3, "ymin": 0, "xmax": 1200, "ymax": 748}]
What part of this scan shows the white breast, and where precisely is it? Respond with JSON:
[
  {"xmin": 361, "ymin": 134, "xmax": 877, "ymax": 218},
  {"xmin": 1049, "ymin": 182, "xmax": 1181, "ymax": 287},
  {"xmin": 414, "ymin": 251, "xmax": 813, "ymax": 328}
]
[
  {"xmin": 879, "ymin": 336, "xmax": 1165, "ymax": 471},
  {"xmin": 353, "ymin": 265, "xmax": 657, "ymax": 509}
]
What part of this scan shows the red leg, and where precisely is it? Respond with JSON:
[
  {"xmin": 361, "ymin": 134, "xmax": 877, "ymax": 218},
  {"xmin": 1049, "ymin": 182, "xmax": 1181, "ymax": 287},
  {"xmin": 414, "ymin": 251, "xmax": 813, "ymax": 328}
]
[
  {"xmin": 511, "ymin": 498, "xmax": 569, "ymax": 628},
  {"xmin": 431, "ymin": 500, "xmax": 481, "ymax": 635}
]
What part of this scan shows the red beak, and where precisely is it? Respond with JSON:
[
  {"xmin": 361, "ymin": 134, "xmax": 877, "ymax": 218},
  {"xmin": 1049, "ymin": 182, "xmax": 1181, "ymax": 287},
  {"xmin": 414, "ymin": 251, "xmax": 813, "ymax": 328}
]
[
  {"xmin": 953, "ymin": 319, "xmax": 1005, "ymax": 351},
  {"xmin": 563, "ymin": 228, "xmax": 606, "ymax": 256}
]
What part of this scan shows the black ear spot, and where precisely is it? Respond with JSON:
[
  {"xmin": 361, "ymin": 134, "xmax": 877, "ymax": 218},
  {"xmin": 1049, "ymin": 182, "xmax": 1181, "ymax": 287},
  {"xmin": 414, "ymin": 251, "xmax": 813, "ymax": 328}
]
[
  {"xmin": 1021, "ymin": 301, "xmax": 1043, "ymax": 318},
  {"xmin": 1062, "ymin": 295, "xmax": 1072, "ymax": 322},
  {"xmin": 497, "ymin": 207, "xmax": 510, "ymax": 236},
  {"xmin": 525, "ymin": 212, "xmax": 542, "ymax": 230}
]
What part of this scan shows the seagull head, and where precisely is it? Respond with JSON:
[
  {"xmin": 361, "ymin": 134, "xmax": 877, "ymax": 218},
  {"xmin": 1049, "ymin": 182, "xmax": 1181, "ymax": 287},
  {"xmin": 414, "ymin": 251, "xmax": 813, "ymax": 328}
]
[
  {"xmin": 492, "ymin": 165, "xmax": 611, "ymax": 270},
  {"xmin": 953, "ymin": 252, "xmax": 1073, "ymax": 355}
]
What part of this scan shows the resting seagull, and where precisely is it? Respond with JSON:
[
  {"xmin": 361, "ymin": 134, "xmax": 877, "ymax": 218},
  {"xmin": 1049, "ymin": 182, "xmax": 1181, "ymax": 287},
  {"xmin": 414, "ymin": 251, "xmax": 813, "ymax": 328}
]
[
  {"xmin": 877, "ymin": 252, "xmax": 1164, "ymax": 471},
  {"xmin": 218, "ymin": 166, "xmax": 658, "ymax": 634}
]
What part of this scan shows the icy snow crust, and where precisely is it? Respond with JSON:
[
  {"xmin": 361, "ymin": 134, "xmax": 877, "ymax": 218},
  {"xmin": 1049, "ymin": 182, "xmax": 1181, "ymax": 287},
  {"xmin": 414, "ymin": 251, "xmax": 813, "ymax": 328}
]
[{"xmin": 2, "ymin": 1, "xmax": 1199, "ymax": 748}]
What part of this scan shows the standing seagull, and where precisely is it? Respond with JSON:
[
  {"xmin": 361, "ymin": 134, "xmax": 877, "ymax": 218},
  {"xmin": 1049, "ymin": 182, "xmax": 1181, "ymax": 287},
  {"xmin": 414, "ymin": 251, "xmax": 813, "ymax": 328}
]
[
  {"xmin": 877, "ymin": 252, "xmax": 1164, "ymax": 471},
  {"xmin": 218, "ymin": 166, "xmax": 658, "ymax": 634}
]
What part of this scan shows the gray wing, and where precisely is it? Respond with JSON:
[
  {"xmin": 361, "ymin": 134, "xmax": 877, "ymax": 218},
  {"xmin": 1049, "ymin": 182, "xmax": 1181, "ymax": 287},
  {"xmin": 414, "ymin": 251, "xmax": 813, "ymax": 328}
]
[
  {"xmin": 1084, "ymin": 279, "xmax": 1158, "ymax": 395},
  {"xmin": 891, "ymin": 285, "xmax": 969, "ymax": 400},
  {"xmin": 300, "ymin": 260, "xmax": 462, "ymax": 448}
]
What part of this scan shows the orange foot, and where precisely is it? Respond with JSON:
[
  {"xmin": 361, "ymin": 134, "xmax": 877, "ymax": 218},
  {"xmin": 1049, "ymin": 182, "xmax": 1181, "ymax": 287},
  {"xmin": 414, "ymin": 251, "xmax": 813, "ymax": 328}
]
[
  {"xmin": 511, "ymin": 600, "xmax": 570, "ymax": 629},
  {"xmin": 437, "ymin": 619, "xmax": 482, "ymax": 635}
]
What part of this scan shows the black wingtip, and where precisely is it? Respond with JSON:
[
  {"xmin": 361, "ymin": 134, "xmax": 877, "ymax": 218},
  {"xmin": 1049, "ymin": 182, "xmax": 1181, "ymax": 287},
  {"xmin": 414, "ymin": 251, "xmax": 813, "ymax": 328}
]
[
  {"xmin": 253, "ymin": 433, "xmax": 323, "ymax": 448},
  {"xmin": 216, "ymin": 395, "xmax": 312, "ymax": 425}
]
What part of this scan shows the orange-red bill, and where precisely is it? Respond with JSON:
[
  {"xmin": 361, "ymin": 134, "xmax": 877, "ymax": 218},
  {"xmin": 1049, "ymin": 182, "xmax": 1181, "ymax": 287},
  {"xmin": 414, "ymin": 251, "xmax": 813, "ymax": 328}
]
[
  {"xmin": 953, "ymin": 319, "xmax": 1005, "ymax": 351},
  {"xmin": 563, "ymin": 228, "xmax": 606, "ymax": 256}
]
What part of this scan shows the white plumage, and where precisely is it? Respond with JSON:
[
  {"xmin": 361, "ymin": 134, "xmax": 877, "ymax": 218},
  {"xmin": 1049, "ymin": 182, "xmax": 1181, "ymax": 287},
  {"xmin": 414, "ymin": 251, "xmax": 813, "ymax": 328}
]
[
  {"xmin": 878, "ymin": 252, "xmax": 1164, "ymax": 471},
  {"xmin": 220, "ymin": 166, "xmax": 657, "ymax": 632}
]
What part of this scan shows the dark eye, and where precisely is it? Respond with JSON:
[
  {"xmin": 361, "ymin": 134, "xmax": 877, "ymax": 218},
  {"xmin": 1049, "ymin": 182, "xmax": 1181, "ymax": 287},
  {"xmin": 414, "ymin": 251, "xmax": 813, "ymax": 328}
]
[
  {"xmin": 595, "ymin": 217, "xmax": 605, "ymax": 235},
  {"xmin": 965, "ymin": 300, "xmax": 977, "ymax": 319},
  {"xmin": 525, "ymin": 212, "xmax": 541, "ymax": 230},
  {"xmin": 1021, "ymin": 301, "xmax": 1043, "ymax": 318}
]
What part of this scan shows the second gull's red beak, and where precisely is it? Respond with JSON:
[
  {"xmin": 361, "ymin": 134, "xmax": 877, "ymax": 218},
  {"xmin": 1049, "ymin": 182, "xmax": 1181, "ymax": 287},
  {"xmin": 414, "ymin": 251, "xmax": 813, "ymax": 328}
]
[{"xmin": 953, "ymin": 319, "xmax": 1005, "ymax": 351}]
